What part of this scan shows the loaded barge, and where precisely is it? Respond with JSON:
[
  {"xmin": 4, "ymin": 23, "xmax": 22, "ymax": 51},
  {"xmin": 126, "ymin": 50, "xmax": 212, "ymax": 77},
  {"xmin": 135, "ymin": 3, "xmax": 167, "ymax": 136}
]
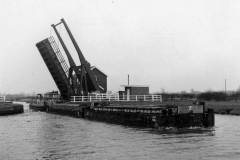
[
  {"xmin": 32, "ymin": 18, "xmax": 214, "ymax": 128},
  {"xmin": 30, "ymin": 94, "xmax": 214, "ymax": 128}
]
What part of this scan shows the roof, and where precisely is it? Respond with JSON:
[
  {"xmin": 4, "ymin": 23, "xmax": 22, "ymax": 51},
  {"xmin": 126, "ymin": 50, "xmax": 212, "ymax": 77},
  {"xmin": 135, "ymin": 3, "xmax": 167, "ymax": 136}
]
[
  {"xmin": 121, "ymin": 85, "xmax": 149, "ymax": 88},
  {"xmin": 91, "ymin": 66, "xmax": 107, "ymax": 77}
]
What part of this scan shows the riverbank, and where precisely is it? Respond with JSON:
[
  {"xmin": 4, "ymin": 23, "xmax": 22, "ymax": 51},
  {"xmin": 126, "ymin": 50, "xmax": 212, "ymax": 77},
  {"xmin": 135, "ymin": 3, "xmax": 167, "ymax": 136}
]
[
  {"xmin": 0, "ymin": 102, "xmax": 24, "ymax": 115},
  {"xmin": 205, "ymin": 101, "xmax": 240, "ymax": 115}
]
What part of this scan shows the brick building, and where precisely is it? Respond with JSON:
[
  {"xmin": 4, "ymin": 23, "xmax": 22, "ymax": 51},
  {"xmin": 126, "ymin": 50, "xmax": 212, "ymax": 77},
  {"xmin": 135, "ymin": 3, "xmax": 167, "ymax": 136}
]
[
  {"xmin": 91, "ymin": 66, "xmax": 107, "ymax": 93},
  {"xmin": 122, "ymin": 85, "xmax": 149, "ymax": 95},
  {"xmin": 119, "ymin": 85, "xmax": 149, "ymax": 100}
]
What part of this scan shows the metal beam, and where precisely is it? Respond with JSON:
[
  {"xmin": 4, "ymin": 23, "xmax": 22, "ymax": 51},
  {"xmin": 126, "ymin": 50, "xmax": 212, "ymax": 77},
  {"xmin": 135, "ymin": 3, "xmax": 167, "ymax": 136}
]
[
  {"xmin": 52, "ymin": 23, "xmax": 84, "ymax": 95},
  {"xmin": 60, "ymin": 18, "xmax": 100, "ymax": 91},
  {"xmin": 51, "ymin": 24, "xmax": 75, "ymax": 68}
]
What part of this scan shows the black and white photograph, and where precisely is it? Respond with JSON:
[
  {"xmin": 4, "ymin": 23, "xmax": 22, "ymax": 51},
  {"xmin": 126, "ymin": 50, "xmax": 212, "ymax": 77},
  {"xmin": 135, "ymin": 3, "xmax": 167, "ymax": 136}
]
[{"xmin": 0, "ymin": 0, "xmax": 239, "ymax": 159}]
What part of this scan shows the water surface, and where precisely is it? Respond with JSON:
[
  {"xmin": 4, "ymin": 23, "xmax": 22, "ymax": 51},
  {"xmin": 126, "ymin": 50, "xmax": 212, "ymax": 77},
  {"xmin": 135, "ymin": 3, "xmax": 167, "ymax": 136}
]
[{"xmin": 0, "ymin": 102, "xmax": 239, "ymax": 160}]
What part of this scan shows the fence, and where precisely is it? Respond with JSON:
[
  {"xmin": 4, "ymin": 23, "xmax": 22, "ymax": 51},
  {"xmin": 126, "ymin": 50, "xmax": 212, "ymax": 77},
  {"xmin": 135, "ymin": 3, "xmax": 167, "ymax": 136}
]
[
  {"xmin": 70, "ymin": 94, "xmax": 162, "ymax": 103},
  {"xmin": 0, "ymin": 96, "xmax": 6, "ymax": 102}
]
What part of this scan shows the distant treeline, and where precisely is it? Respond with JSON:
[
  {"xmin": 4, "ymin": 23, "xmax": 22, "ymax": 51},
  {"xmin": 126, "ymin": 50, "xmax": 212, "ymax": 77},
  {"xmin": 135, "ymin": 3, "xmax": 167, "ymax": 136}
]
[
  {"xmin": 4, "ymin": 91, "xmax": 240, "ymax": 102},
  {"xmin": 160, "ymin": 91, "xmax": 240, "ymax": 101},
  {"xmin": 4, "ymin": 94, "xmax": 34, "ymax": 102}
]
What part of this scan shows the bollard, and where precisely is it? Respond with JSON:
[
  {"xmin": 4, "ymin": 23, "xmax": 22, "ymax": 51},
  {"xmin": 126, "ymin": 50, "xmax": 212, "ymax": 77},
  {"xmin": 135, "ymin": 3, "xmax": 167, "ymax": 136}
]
[{"xmin": 207, "ymin": 109, "xmax": 215, "ymax": 127}]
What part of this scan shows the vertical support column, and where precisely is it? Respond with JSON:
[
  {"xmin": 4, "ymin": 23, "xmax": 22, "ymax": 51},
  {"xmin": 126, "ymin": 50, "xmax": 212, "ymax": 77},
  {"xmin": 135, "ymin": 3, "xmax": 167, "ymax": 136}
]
[
  {"xmin": 206, "ymin": 109, "xmax": 215, "ymax": 127},
  {"xmin": 126, "ymin": 88, "xmax": 130, "ymax": 101}
]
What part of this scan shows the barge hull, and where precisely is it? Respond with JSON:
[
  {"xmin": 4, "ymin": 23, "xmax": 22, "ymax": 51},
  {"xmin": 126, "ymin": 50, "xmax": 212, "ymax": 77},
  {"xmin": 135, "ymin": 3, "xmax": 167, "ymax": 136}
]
[
  {"xmin": 30, "ymin": 102, "xmax": 214, "ymax": 128},
  {"xmin": 84, "ymin": 108, "xmax": 214, "ymax": 128}
]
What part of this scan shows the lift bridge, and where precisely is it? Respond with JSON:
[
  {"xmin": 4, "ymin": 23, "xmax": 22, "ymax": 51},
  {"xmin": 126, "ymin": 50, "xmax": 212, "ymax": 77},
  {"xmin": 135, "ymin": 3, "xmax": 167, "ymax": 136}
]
[{"xmin": 36, "ymin": 19, "xmax": 107, "ymax": 100}]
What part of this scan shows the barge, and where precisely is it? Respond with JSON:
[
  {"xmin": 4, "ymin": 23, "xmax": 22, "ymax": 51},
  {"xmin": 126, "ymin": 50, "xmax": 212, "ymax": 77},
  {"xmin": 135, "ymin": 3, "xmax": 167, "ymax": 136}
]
[{"xmin": 30, "ymin": 95, "xmax": 214, "ymax": 128}]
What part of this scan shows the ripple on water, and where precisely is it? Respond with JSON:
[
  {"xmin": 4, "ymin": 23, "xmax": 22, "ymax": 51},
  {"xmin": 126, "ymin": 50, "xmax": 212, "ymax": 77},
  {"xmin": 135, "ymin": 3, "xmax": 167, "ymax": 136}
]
[{"xmin": 0, "ymin": 105, "xmax": 240, "ymax": 160}]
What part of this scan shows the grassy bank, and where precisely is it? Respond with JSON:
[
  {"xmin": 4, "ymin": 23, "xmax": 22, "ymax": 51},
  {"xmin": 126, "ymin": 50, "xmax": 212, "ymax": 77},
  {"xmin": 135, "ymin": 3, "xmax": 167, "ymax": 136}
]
[
  {"xmin": 163, "ymin": 100, "xmax": 240, "ymax": 115},
  {"xmin": 206, "ymin": 101, "xmax": 240, "ymax": 115}
]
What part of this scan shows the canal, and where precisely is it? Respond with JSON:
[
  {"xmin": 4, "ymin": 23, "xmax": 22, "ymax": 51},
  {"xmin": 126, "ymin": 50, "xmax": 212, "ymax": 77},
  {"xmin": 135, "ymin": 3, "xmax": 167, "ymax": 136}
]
[{"xmin": 0, "ymin": 102, "xmax": 239, "ymax": 160}]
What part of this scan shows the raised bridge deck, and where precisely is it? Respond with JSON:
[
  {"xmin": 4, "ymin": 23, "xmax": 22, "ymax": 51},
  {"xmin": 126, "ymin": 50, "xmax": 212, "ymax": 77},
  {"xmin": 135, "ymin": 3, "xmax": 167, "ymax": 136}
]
[{"xmin": 36, "ymin": 37, "xmax": 71, "ymax": 100}]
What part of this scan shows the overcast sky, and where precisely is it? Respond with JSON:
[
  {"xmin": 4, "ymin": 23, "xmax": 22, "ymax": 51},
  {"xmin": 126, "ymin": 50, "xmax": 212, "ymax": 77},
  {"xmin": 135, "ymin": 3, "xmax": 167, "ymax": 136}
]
[{"xmin": 0, "ymin": 0, "xmax": 240, "ymax": 94}]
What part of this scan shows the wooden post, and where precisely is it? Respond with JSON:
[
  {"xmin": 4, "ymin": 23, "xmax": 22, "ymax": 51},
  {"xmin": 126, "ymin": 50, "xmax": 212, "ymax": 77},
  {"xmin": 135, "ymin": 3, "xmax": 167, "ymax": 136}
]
[{"xmin": 73, "ymin": 96, "xmax": 75, "ymax": 102}]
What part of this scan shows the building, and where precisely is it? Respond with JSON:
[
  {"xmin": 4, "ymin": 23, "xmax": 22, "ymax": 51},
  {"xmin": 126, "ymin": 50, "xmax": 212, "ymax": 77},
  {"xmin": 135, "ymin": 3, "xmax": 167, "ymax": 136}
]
[
  {"xmin": 122, "ymin": 85, "xmax": 149, "ymax": 95},
  {"xmin": 119, "ymin": 85, "xmax": 149, "ymax": 100},
  {"xmin": 91, "ymin": 66, "xmax": 107, "ymax": 93}
]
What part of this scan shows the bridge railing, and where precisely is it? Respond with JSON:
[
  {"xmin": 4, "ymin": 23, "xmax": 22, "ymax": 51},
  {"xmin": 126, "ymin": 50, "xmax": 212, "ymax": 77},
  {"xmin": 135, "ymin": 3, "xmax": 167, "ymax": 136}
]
[
  {"xmin": 70, "ymin": 94, "xmax": 162, "ymax": 103},
  {"xmin": 0, "ymin": 96, "xmax": 6, "ymax": 102},
  {"xmin": 48, "ymin": 36, "xmax": 69, "ymax": 77}
]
